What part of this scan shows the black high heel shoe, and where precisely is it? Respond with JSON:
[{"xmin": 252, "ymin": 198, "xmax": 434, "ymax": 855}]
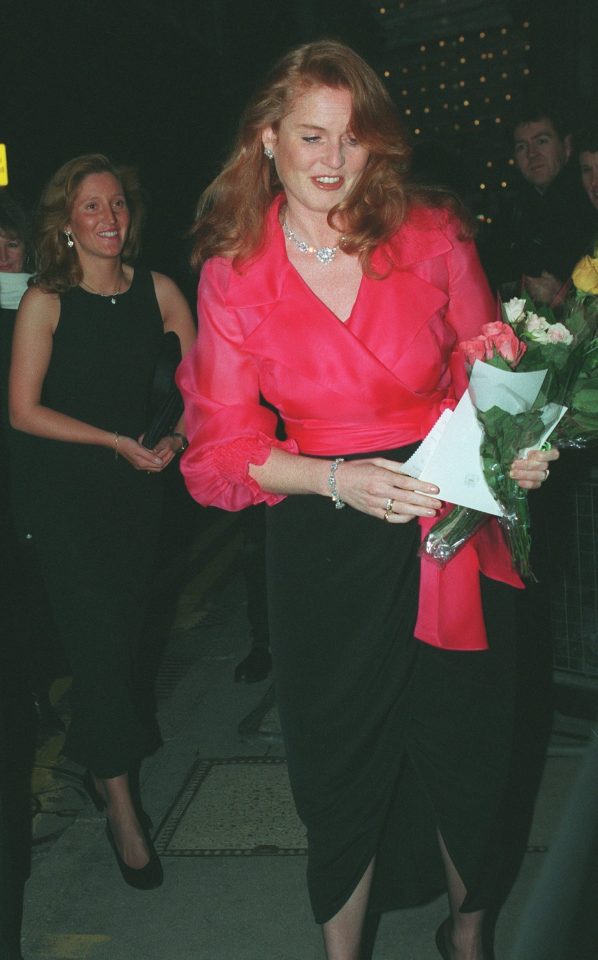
[
  {"xmin": 234, "ymin": 646, "xmax": 272, "ymax": 683},
  {"xmin": 105, "ymin": 820, "xmax": 163, "ymax": 890},
  {"xmin": 435, "ymin": 919, "xmax": 451, "ymax": 960},
  {"xmin": 82, "ymin": 771, "xmax": 153, "ymax": 830}
]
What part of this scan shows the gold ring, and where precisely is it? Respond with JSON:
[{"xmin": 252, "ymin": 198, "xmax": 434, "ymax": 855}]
[{"xmin": 383, "ymin": 498, "xmax": 395, "ymax": 522}]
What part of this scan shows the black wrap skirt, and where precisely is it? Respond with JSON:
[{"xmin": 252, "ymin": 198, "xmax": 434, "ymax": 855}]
[{"xmin": 266, "ymin": 447, "xmax": 517, "ymax": 924}]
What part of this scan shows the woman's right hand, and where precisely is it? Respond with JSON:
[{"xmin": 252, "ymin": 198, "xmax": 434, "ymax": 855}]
[
  {"xmin": 334, "ymin": 457, "xmax": 442, "ymax": 523},
  {"xmin": 117, "ymin": 435, "xmax": 164, "ymax": 471}
]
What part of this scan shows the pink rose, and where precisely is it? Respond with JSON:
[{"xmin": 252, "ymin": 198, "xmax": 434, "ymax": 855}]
[
  {"xmin": 460, "ymin": 336, "xmax": 488, "ymax": 365},
  {"xmin": 547, "ymin": 322, "xmax": 573, "ymax": 345},
  {"xmin": 480, "ymin": 322, "xmax": 526, "ymax": 366},
  {"xmin": 493, "ymin": 330, "xmax": 527, "ymax": 364},
  {"xmin": 481, "ymin": 321, "xmax": 507, "ymax": 338}
]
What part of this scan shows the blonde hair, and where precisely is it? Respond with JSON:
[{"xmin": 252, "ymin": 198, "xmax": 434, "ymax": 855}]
[
  {"xmin": 33, "ymin": 154, "xmax": 145, "ymax": 294},
  {"xmin": 190, "ymin": 39, "xmax": 420, "ymax": 273}
]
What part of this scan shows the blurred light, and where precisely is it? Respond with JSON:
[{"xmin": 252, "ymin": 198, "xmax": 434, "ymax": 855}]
[
  {"xmin": 414, "ymin": 128, "xmax": 421, "ymax": 135},
  {"xmin": 459, "ymin": 57, "xmax": 467, "ymax": 64},
  {"xmin": 405, "ymin": 108, "xmax": 412, "ymax": 115},
  {"xmin": 480, "ymin": 183, "xmax": 486, "ymax": 190},
  {"xmin": 480, "ymin": 75, "xmax": 487, "ymax": 82},
  {"xmin": 501, "ymin": 72, "xmax": 508, "ymax": 79},
  {"xmin": 463, "ymin": 99, "xmax": 470, "ymax": 106},
  {"xmin": 424, "ymin": 106, "xmax": 431, "ymax": 114},
  {"xmin": 379, "ymin": 6, "xmax": 386, "ymax": 12},
  {"xmin": 508, "ymin": 158, "xmax": 515, "ymax": 166},
  {"xmin": 458, "ymin": 35, "xmax": 465, "ymax": 42},
  {"xmin": 523, "ymin": 68, "xmax": 530, "ymax": 75},
  {"xmin": 495, "ymin": 117, "xmax": 502, "ymax": 124},
  {"xmin": 384, "ymin": 70, "xmax": 391, "ymax": 77},
  {"xmin": 500, "ymin": 181, "xmax": 508, "ymax": 188},
  {"xmin": 420, "ymin": 44, "xmax": 427, "ymax": 52},
  {"xmin": 501, "ymin": 27, "xmax": 508, "ymax": 35},
  {"xmin": 474, "ymin": 119, "xmax": 480, "ymax": 126},
  {"xmin": 439, "ymin": 39, "xmax": 446, "ymax": 47},
  {"xmin": 523, "ymin": 20, "xmax": 529, "ymax": 27},
  {"xmin": 479, "ymin": 31, "xmax": 486, "ymax": 38},
  {"xmin": 454, "ymin": 123, "xmax": 461, "ymax": 130},
  {"xmin": 439, "ymin": 82, "xmax": 446, "ymax": 90},
  {"xmin": 486, "ymin": 161, "xmax": 493, "ymax": 167},
  {"xmin": 505, "ymin": 93, "xmax": 512, "ymax": 101}
]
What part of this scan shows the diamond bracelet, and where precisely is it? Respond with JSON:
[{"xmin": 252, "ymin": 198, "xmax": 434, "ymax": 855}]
[{"xmin": 327, "ymin": 457, "xmax": 346, "ymax": 509}]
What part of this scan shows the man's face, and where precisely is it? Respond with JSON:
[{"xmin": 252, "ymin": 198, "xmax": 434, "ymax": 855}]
[{"xmin": 513, "ymin": 118, "xmax": 571, "ymax": 191}]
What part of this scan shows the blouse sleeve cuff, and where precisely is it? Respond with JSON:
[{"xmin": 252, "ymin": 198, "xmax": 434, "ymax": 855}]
[{"xmin": 211, "ymin": 433, "xmax": 299, "ymax": 506}]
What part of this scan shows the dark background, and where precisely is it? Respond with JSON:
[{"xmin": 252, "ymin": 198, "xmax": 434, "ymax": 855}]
[{"xmin": 4, "ymin": 0, "xmax": 598, "ymax": 289}]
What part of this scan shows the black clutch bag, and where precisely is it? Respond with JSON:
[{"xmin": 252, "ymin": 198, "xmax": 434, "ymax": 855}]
[{"xmin": 142, "ymin": 332, "xmax": 184, "ymax": 449}]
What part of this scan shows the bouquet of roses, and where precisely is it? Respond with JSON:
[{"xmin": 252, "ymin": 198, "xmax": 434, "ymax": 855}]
[{"xmin": 420, "ymin": 264, "xmax": 598, "ymax": 579}]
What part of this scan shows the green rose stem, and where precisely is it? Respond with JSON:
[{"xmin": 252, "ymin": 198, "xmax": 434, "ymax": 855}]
[{"xmin": 497, "ymin": 480, "xmax": 535, "ymax": 581}]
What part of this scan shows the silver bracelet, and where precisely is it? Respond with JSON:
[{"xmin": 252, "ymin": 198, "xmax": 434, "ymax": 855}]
[{"xmin": 327, "ymin": 457, "xmax": 346, "ymax": 509}]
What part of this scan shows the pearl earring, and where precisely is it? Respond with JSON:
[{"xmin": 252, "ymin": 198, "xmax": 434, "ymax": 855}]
[
  {"xmin": 264, "ymin": 147, "xmax": 274, "ymax": 160},
  {"xmin": 64, "ymin": 231, "xmax": 74, "ymax": 248}
]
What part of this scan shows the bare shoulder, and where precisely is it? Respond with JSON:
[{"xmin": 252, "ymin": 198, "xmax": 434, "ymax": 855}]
[
  {"xmin": 151, "ymin": 270, "xmax": 183, "ymax": 301},
  {"xmin": 16, "ymin": 285, "xmax": 61, "ymax": 329},
  {"xmin": 150, "ymin": 271, "xmax": 196, "ymax": 350}
]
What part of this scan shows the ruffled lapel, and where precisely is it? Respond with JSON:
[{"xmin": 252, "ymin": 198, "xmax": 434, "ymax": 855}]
[{"xmin": 225, "ymin": 197, "xmax": 455, "ymax": 405}]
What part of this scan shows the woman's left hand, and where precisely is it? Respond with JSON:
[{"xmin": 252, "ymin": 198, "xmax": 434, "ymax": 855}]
[
  {"xmin": 510, "ymin": 446, "xmax": 560, "ymax": 489},
  {"xmin": 146, "ymin": 434, "xmax": 186, "ymax": 469}
]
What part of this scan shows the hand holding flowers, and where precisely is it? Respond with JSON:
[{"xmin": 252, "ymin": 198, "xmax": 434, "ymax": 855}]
[{"xmin": 420, "ymin": 271, "xmax": 598, "ymax": 578}]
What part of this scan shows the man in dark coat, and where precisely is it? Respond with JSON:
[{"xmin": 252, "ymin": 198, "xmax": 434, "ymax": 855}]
[{"xmin": 482, "ymin": 100, "xmax": 595, "ymax": 302}]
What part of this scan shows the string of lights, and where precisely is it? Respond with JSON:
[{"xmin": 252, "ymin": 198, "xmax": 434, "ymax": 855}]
[{"xmin": 369, "ymin": 0, "xmax": 535, "ymax": 215}]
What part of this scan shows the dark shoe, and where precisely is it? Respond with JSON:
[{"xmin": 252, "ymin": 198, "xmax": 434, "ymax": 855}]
[
  {"xmin": 105, "ymin": 821, "xmax": 163, "ymax": 890},
  {"xmin": 82, "ymin": 771, "xmax": 153, "ymax": 830},
  {"xmin": 435, "ymin": 919, "xmax": 451, "ymax": 960},
  {"xmin": 234, "ymin": 646, "xmax": 272, "ymax": 683}
]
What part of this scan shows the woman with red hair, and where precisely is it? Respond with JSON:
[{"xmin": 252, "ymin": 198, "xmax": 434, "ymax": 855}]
[{"xmin": 179, "ymin": 40, "xmax": 556, "ymax": 960}]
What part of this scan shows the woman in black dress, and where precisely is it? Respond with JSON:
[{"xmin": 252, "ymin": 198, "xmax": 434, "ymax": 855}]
[{"xmin": 9, "ymin": 154, "xmax": 196, "ymax": 889}]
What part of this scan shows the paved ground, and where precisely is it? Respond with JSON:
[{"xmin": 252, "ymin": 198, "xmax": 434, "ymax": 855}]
[{"xmin": 20, "ymin": 512, "xmax": 597, "ymax": 960}]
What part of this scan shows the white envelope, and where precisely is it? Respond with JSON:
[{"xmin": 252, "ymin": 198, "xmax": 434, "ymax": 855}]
[{"xmin": 401, "ymin": 361, "xmax": 566, "ymax": 516}]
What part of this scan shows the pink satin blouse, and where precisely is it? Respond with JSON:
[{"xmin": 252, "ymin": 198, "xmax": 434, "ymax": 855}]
[{"xmin": 177, "ymin": 195, "xmax": 522, "ymax": 650}]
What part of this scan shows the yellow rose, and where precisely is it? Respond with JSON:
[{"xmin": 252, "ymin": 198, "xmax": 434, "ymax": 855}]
[{"xmin": 572, "ymin": 255, "xmax": 598, "ymax": 295}]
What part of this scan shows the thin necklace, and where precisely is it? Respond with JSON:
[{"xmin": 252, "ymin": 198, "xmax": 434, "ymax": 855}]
[
  {"xmin": 282, "ymin": 220, "xmax": 343, "ymax": 265},
  {"xmin": 80, "ymin": 274, "xmax": 123, "ymax": 304}
]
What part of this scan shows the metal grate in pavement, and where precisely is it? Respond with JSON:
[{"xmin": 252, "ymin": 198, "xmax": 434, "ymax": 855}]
[
  {"xmin": 154, "ymin": 757, "xmax": 306, "ymax": 857},
  {"xmin": 154, "ymin": 654, "xmax": 196, "ymax": 700}
]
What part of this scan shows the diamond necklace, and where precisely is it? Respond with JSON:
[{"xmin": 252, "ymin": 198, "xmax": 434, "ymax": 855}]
[
  {"xmin": 79, "ymin": 274, "xmax": 123, "ymax": 304},
  {"xmin": 282, "ymin": 220, "xmax": 343, "ymax": 265}
]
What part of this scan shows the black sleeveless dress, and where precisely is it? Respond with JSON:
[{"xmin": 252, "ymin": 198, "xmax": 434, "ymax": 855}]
[{"xmin": 11, "ymin": 268, "xmax": 165, "ymax": 777}]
